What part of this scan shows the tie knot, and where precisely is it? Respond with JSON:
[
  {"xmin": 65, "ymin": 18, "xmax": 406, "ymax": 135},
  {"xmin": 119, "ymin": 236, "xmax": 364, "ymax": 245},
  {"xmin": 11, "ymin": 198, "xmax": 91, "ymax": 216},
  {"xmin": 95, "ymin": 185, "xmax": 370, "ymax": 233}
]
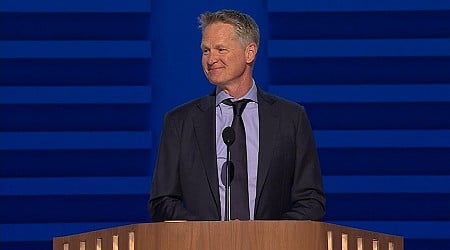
[{"xmin": 222, "ymin": 99, "xmax": 252, "ymax": 116}]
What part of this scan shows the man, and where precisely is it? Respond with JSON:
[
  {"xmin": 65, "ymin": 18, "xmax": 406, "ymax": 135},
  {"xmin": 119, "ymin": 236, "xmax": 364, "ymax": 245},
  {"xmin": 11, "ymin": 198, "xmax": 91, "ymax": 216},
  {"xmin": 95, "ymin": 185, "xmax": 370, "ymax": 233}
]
[{"xmin": 148, "ymin": 9, "xmax": 325, "ymax": 221}]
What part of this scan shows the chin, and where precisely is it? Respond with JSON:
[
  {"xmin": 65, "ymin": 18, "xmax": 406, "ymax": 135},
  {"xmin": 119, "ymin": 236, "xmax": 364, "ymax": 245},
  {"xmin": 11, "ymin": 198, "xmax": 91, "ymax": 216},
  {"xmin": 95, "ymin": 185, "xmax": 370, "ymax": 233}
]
[
  {"xmin": 210, "ymin": 81, "xmax": 228, "ymax": 90},
  {"xmin": 209, "ymin": 81, "xmax": 221, "ymax": 87},
  {"xmin": 207, "ymin": 77, "xmax": 222, "ymax": 86}
]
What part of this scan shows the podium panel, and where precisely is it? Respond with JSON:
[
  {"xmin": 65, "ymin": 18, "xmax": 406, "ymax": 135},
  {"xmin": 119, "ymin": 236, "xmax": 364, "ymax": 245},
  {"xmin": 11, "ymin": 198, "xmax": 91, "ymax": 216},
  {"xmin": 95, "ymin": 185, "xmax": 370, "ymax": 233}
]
[{"xmin": 53, "ymin": 221, "xmax": 403, "ymax": 250}]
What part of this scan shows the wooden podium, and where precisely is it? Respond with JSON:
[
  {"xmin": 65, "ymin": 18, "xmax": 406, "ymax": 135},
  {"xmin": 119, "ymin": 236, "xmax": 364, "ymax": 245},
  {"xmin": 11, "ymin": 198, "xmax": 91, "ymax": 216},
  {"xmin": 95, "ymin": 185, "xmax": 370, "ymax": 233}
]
[{"xmin": 53, "ymin": 221, "xmax": 403, "ymax": 250}]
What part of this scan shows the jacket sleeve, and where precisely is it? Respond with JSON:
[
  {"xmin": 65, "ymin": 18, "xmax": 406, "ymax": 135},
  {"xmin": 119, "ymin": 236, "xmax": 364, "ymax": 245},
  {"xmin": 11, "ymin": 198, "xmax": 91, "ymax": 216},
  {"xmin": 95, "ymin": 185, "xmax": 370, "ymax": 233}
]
[
  {"xmin": 148, "ymin": 113, "xmax": 199, "ymax": 222},
  {"xmin": 281, "ymin": 106, "xmax": 326, "ymax": 220}
]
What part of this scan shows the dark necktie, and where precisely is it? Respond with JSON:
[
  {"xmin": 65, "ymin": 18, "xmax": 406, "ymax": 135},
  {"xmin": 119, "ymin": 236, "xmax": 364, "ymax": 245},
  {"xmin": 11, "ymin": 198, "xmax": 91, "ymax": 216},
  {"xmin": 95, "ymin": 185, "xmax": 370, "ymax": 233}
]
[{"xmin": 222, "ymin": 98, "xmax": 251, "ymax": 220}]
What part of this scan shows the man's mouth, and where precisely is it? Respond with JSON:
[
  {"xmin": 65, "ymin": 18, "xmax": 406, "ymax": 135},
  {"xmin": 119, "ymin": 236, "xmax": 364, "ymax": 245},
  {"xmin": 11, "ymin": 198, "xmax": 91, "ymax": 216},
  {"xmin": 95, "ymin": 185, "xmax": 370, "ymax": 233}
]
[{"xmin": 208, "ymin": 66, "xmax": 223, "ymax": 72}]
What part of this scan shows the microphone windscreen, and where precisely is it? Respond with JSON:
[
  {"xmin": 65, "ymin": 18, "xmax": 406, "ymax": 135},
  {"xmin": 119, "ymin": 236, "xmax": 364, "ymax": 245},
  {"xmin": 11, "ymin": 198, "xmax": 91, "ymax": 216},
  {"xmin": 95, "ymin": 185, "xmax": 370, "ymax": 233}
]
[{"xmin": 222, "ymin": 126, "xmax": 235, "ymax": 146}]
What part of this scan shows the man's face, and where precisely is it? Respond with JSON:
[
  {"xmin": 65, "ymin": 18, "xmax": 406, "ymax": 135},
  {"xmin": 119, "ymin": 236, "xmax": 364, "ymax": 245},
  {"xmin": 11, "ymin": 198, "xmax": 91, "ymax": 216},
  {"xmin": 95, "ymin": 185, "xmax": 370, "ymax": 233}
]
[{"xmin": 201, "ymin": 22, "xmax": 251, "ymax": 89}]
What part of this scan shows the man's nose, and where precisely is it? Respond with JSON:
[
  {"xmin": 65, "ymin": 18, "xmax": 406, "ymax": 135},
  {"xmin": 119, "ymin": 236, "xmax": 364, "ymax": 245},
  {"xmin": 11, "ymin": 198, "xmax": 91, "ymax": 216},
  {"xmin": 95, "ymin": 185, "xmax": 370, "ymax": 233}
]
[{"xmin": 207, "ymin": 52, "xmax": 219, "ymax": 65}]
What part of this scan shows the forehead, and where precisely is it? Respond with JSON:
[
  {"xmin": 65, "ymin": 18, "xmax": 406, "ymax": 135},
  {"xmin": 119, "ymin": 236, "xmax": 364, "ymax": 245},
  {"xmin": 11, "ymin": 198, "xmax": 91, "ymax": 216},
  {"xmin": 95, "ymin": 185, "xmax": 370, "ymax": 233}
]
[{"xmin": 201, "ymin": 23, "xmax": 238, "ymax": 43}]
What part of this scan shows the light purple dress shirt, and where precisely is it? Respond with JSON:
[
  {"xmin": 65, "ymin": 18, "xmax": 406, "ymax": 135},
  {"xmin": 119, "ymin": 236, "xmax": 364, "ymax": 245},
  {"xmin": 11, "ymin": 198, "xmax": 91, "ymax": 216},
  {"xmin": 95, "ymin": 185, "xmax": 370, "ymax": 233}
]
[{"xmin": 215, "ymin": 82, "xmax": 259, "ymax": 220}]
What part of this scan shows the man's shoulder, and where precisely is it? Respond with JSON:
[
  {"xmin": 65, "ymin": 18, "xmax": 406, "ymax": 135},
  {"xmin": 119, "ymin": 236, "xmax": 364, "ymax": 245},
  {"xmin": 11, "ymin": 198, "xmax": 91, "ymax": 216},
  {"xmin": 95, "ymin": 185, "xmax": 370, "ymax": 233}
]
[
  {"xmin": 167, "ymin": 94, "xmax": 214, "ymax": 118},
  {"xmin": 259, "ymin": 89, "xmax": 305, "ymax": 112}
]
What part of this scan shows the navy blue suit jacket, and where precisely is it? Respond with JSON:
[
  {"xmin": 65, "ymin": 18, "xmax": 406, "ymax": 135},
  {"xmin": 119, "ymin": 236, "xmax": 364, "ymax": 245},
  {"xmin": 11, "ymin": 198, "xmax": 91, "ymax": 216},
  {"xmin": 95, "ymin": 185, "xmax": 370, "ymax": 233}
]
[{"xmin": 149, "ymin": 88, "xmax": 325, "ymax": 221}]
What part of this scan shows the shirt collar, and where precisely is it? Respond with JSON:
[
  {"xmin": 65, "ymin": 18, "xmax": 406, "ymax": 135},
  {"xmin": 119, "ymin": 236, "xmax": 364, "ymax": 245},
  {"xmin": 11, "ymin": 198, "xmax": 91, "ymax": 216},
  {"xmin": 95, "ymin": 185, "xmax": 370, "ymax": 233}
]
[{"xmin": 215, "ymin": 80, "xmax": 258, "ymax": 106}]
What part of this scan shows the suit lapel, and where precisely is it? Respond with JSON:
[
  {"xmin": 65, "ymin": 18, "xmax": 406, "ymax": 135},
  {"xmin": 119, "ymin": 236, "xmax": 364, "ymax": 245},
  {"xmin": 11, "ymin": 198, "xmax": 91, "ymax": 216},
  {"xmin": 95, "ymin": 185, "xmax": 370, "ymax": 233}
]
[
  {"xmin": 255, "ymin": 89, "xmax": 279, "ymax": 213},
  {"xmin": 193, "ymin": 94, "xmax": 221, "ymax": 214}
]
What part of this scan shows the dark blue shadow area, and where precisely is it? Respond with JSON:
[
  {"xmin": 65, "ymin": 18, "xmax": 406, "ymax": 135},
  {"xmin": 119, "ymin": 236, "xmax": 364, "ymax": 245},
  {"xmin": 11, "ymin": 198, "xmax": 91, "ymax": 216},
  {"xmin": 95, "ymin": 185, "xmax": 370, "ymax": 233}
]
[
  {"xmin": 269, "ymin": 11, "xmax": 450, "ymax": 39},
  {"xmin": 0, "ymin": 104, "xmax": 150, "ymax": 132},
  {"xmin": 319, "ymin": 148, "xmax": 450, "ymax": 175},
  {"xmin": 2, "ymin": 241, "xmax": 52, "ymax": 250},
  {"xmin": 0, "ymin": 149, "xmax": 151, "ymax": 177},
  {"xmin": 0, "ymin": 59, "xmax": 150, "ymax": 86},
  {"xmin": 0, "ymin": 195, "xmax": 150, "ymax": 223},
  {"xmin": 304, "ymin": 102, "xmax": 450, "ymax": 130},
  {"xmin": 406, "ymin": 239, "xmax": 450, "ymax": 250},
  {"xmin": 0, "ymin": 13, "xmax": 150, "ymax": 40},
  {"xmin": 270, "ymin": 57, "xmax": 450, "ymax": 85},
  {"xmin": 325, "ymin": 193, "xmax": 450, "ymax": 220}
]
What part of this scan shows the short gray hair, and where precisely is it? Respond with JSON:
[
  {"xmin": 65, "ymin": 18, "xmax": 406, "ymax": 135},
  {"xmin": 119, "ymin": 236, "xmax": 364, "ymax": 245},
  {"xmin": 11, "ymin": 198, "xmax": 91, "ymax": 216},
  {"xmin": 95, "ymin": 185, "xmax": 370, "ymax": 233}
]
[{"xmin": 198, "ymin": 9, "xmax": 260, "ymax": 47}]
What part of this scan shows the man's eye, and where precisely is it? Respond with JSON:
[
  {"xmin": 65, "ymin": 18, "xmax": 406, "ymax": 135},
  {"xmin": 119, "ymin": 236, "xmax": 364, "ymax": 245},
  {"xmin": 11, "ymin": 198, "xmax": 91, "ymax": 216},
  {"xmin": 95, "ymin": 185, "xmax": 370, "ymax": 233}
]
[
  {"xmin": 202, "ymin": 49, "xmax": 209, "ymax": 55},
  {"xmin": 218, "ymin": 48, "xmax": 227, "ymax": 53}
]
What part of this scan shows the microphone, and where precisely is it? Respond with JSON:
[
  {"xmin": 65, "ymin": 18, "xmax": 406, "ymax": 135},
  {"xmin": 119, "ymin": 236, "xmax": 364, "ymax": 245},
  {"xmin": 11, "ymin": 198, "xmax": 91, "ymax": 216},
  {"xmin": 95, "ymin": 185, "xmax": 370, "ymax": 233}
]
[
  {"xmin": 222, "ymin": 126, "xmax": 235, "ymax": 183},
  {"xmin": 222, "ymin": 126, "xmax": 235, "ymax": 221},
  {"xmin": 222, "ymin": 126, "xmax": 235, "ymax": 146}
]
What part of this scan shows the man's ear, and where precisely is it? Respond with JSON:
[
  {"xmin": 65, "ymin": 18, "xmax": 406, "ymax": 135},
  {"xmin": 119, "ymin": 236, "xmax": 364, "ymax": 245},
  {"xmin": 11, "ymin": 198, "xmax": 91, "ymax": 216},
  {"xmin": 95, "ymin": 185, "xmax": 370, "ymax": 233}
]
[{"xmin": 245, "ymin": 43, "xmax": 258, "ymax": 64}]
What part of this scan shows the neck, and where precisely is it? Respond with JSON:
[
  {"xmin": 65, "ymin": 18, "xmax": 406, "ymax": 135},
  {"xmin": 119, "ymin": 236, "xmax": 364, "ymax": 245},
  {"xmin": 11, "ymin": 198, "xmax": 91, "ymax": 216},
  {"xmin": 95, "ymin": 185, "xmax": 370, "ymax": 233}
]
[{"xmin": 221, "ymin": 77, "xmax": 253, "ymax": 99}]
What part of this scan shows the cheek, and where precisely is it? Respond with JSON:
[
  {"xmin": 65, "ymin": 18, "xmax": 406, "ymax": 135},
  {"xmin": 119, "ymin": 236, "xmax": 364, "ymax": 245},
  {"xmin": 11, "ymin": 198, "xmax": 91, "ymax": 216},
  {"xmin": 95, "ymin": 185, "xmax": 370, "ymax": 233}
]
[
  {"xmin": 230, "ymin": 52, "xmax": 245, "ymax": 63},
  {"xmin": 228, "ymin": 55, "xmax": 246, "ymax": 70},
  {"xmin": 201, "ymin": 57, "xmax": 208, "ymax": 69}
]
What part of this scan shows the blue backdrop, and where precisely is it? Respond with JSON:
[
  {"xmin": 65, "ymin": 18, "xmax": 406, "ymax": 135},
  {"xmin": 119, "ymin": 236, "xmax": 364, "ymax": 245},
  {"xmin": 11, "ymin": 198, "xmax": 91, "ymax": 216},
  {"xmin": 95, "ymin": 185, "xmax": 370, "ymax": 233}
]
[{"xmin": 1, "ymin": 0, "xmax": 450, "ymax": 249}]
